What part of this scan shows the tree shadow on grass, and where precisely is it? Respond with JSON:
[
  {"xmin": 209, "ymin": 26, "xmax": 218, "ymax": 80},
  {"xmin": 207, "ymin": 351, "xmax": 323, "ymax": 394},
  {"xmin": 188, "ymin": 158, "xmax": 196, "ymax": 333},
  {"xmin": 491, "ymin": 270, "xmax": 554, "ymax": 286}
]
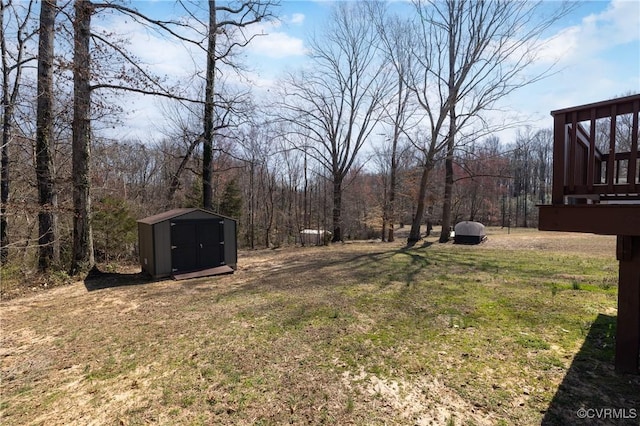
[
  {"xmin": 542, "ymin": 314, "xmax": 640, "ymax": 425},
  {"xmin": 405, "ymin": 239, "xmax": 434, "ymax": 249},
  {"xmin": 83, "ymin": 266, "xmax": 157, "ymax": 291}
]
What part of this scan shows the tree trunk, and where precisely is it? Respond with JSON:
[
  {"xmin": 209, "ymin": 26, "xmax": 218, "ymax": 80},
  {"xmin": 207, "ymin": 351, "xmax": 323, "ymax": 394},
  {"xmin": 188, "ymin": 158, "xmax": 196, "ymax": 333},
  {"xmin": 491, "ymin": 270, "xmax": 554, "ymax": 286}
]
[
  {"xmin": 388, "ymin": 119, "xmax": 400, "ymax": 243},
  {"xmin": 331, "ymin": 176, "xmax": 342, "ymax": 242},
  {"xmin": 501, "ymin": 195, "xmax": 506, "ymax": 227},
  {"xmin": 166, "ymin": 136, "xmax": 200, "ymax": 205},
  {"xmin": 265, "ymin": 173, "xmax": 274, "ymax": 248},
  {"xmin": 71, "ymin": 0, "xmax": 94, "ymax": 274},
  {"xmin": 439, "ymin": 6, "xmax": 457, "ymax": 244},
  {"xmin": 202, "ymin": 0, "xmax": 216, "ymax": 210},
  {"xmin": 0, "ymin": 92, "xmax": 10, "ymax": 265},
  {"xmin": 36, "ymin": 0, "xmax": 59, "ymax": 271},
  {"xmin": 408, "ymin": 161, "xmax": 432, "ymax": 243},
  {"xmin": 303, "ymin": 152, "xmax": 309, "ymax": 229},
  {"xmin": 1, "ymin": 4, "xmax": 14, "ymax": 263},
  {"xmin": 249, "ymin": 161, "xmax": 255, "ymax": 249},
  {"xmin": 381, "ymin": 196, "xmax": 388, "ymax": 242},
  {"xmin": 0, "ymin": 120, "xmax": 8, "ymax": 263},
  {"xmin": 538, "ymin": 152, "xmax": 546, "ymax": 205},
  {"xmin": 387, "ymin": 176, "xmax": 397, "ymax": 242},
  {"xmin": 440, "ymin": 158, "xmax": 454, "ymax": 242},
  {"xmin": 440, "ymin": 117, "xmax": 456, "ymax": 243}
]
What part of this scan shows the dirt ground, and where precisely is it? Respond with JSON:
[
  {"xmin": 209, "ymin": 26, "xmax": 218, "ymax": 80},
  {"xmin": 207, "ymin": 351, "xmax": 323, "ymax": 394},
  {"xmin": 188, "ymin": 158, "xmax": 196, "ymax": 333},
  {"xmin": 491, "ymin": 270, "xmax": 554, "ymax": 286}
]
[{"xmin": 479, "ymin": 228, "xmax": 616, "ymax": 255}]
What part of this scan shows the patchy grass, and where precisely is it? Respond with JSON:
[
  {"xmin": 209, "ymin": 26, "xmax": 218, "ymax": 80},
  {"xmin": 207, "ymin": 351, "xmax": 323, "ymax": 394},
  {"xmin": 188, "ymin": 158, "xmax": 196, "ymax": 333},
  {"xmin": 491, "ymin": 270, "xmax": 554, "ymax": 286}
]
[
  {"xmin": 0, "ymin": 264, "xmax": 73, "ymax": 299},
  {"xmin": 1, "ymin": 230, "xmax": 638, "ymax": 425}
]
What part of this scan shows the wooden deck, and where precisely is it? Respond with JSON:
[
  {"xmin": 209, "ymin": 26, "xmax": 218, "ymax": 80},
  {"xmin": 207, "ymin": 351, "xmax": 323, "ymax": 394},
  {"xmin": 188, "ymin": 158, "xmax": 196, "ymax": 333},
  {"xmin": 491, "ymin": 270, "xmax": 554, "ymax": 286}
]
[
  {"xmin": 539, "ymin": 94, "xmax": 639, "ymax": 234},
  {"xmin": 539, "ymin": 204, "xmax": 640, "ymax": 235},
  {"xmin": 538, "ymin": 94, "xmax": 640, "ymax": 373}
]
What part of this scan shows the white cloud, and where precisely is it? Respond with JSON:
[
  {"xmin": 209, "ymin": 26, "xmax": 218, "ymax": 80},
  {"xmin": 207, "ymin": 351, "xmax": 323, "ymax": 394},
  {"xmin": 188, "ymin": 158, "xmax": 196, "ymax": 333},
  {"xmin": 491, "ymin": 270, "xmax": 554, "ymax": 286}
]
[
  {"xmin": 93, "ymin": 16, "xmax": 203, "ymax": 80},
  {"xmin": 130, "ymin": 35, "xmax": 200, "ymax": 78},
  {"xmin": 289, "ymin": 13, "xmax": 305, "ymax": 25},
  {"xmin": 483, "ymin": 1, "xmax": 640, "ymax": 143},
  {"xmin": 538, "ymin": 0, "xmax": 640, "ymax": 64},
  {"xmin": 534, "ymin": 26, "xmax": 580, "ymax": 64},
  {"xmin": 586, "ymin": 0, "xmax": 639, "ymax": 45},
  {"xmin": 96, "ymin": 1, "xmax": 638, "ymax": 144},
  {"xmin": 502, "ymin": 0, "xmax": 639, "ymax": 120},
  {"xmin": 247, "ymin": 31, "xmax": 307, "ymax": 58},
  {"xmin": 229, "ymin": 16, "xmax": 308, "ymax": 59}
]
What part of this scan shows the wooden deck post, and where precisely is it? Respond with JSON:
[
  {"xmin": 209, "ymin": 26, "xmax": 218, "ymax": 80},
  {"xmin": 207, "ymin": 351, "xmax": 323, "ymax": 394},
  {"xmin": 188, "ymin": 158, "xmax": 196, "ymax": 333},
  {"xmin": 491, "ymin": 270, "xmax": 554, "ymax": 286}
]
[{"xmin": 615, "ymin": 235, "xmax": 640, "ymax": 374}]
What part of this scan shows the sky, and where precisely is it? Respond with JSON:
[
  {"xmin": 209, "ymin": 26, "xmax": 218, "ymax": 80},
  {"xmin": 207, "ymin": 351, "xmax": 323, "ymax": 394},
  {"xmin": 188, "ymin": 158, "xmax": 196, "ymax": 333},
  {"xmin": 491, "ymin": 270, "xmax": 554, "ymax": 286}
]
[{"xmin": 106, "ymin": 0, "xmax": 640, "ymax": 144}]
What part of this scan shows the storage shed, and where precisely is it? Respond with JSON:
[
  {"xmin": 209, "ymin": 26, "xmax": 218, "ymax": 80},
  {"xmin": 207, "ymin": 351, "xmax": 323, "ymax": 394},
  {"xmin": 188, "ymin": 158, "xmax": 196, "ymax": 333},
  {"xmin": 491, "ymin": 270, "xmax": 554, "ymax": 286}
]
[
  {"xmin": 137, "ymin": 208, "xmax": 237, "ymax": 279},
  {"xmin": 454, "ymin": 221, "xmax": 486, "ymax": 244}
]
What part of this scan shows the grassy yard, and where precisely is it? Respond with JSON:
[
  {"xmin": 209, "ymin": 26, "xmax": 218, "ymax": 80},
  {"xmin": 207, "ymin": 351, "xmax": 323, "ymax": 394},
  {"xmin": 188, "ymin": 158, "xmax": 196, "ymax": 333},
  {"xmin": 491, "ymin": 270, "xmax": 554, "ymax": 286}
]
[{"xmin": 1, "ymin": 229, "xmax": 638, "ymax": 425}]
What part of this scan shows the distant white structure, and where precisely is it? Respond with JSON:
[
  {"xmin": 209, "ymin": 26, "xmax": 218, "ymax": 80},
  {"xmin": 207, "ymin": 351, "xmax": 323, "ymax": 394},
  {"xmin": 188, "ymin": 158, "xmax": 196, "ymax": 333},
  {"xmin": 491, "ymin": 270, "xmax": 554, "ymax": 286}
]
[
  {"xmin": 454, "ymin": 221, "xmax": 486, "ymax": 244},
  {"xmin": 299, "ymin": 229, "xmax": 332, "ymax": 246}
]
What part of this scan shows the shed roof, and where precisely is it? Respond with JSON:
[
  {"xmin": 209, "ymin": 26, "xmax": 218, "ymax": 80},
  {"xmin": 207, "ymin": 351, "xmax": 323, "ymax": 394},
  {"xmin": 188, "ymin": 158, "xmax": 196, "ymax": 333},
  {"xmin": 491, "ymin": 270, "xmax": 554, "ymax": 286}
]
[{"xmin": 137, "ymin": 208, "xmax": 235, "ymax": 225}]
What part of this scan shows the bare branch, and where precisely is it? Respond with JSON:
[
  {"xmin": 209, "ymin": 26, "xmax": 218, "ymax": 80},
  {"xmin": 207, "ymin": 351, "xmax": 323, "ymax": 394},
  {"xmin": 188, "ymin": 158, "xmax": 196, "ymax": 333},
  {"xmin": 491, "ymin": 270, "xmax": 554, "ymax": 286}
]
[
  {"xmin": 88, "ymin": 83, "xmax": 202, "ymax": 104},
  {"xmin": 92, "ymin": 2, "xmax": 206, "ymax": 50}
]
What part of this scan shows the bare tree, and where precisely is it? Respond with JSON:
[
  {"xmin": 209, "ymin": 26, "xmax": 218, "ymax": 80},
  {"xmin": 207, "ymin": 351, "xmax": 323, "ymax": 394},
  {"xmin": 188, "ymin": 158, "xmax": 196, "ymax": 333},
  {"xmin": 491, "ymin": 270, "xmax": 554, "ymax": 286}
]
[
  {"xmin": 70, "ymin": 0, "xmax": 167, "ymax": 273},
  {"xmin": 201, "ymin": 0, "xmax": 277, "ymax": 210},
  {"xmin": 70, "ymin": 0, "xmax": 93, "ymax": 274},
  {"xmin": 277, "ymin": 2, "xmax": 390, "ymax": 242},
  {"xmin": 372, "ymin": 8, "xmax": 419, "ymax": 242},
  {"xmin": 533, "ymin": 129, "xmax": 552, "ymax": 205},
  {"xmin": 450, "ymin": 136, "xmax": 511, "ymax": 224},
  {"xmin": 35, "ymin": 0, "xmax": 58, "ymax": 270},
  {"xmin": 403, "ymin": 0, "xmax": 573, "ymax": 243},
  {"xmin": 511, "ymin": 129, "xmax": 535, "ymax": 227},
  {"xmin": 67, "ymin": 1, "xmax": 221, "ymax": 273},
  {"xmin": 277, "ymin": 131, "xmax": 304, "ymax": 242},
  {"xmin": 235, "ymin": 122, "xmax": 274, "ymax": 248},
  {"xmin": 1, "ymin": 0, "xmax": 37, "ymax": 263},
  {"xmin": 202, "ymin": 1, "xmax": 217, "ymax": 210},
  {"xmin": 160, "ymin": 83, "xmax": 252, "ymax": 208}
]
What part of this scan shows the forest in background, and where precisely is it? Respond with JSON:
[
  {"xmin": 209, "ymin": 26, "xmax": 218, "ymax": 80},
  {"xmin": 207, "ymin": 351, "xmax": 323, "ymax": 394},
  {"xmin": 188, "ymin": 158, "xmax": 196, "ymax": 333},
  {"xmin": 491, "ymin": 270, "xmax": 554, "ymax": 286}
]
[
  {"xmin": 2, "ymin": 124, "xmax": 554, "ymax": 262},
  {"xmin": 1, "ymin": 0, "xmax": 634, "ymax": 276}
]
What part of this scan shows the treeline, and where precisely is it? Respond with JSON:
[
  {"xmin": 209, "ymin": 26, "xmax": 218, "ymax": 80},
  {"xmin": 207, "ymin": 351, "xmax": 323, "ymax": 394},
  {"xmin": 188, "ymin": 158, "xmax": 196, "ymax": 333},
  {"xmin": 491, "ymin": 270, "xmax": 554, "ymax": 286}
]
[
  {"xmin": 0, "ymin": 0, "xmax": 596, "ymax": 275},
  {"xmin": 2, "ymin": 124, "xmax": 554, "ymax": 264}
]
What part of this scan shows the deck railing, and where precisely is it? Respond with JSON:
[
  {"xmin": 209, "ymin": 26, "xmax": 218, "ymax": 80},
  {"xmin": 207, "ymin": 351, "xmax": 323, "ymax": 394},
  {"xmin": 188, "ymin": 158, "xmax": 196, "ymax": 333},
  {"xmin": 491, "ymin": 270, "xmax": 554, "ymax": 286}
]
[
  {"xmin": 551, "ymin": 94, "xmax": 640, "ymax": 205},
  {"xmin": 541, "ymin": 95, "xmax": 640, "ymax": 374}
]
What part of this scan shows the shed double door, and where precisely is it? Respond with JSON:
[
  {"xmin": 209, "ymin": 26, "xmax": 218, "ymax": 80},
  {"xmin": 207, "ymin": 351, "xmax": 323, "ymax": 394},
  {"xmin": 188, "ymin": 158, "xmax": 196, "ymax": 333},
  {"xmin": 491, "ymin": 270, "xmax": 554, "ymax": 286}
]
[{"xmin": 170, "ymin": 220, "xmax": 224, "ymax": 273}]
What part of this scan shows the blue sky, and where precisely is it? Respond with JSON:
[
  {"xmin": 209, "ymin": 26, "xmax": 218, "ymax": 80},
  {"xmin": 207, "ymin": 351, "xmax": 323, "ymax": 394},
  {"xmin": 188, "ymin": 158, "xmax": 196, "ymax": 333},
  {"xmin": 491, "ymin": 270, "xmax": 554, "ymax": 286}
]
[{"xmin": 113, "ymin": 0, "xmax": 640, "ymax": 143}]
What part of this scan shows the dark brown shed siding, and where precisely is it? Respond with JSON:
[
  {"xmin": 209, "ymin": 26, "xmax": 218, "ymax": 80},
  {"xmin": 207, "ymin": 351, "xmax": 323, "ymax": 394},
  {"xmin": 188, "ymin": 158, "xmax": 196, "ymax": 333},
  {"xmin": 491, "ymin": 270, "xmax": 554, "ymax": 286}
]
[
  {"xmin": 138, "ymin": 222, "xmax": 155, "ymax": 276},
  {"xmin": 223, "ymin": 218, "xmax": 237, "ymax": 268},
  {"xmin": 154, "ymin": 220, "xmax": 172, "ymax": 277},
  {"xmin": 137, "ymin": 208, "xmax": 238, "ymax": 278}
]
